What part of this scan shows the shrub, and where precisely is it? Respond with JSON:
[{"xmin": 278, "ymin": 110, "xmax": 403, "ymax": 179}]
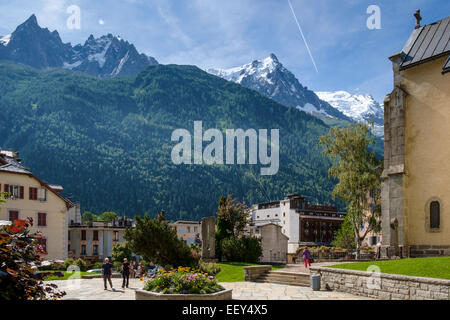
[
  {"xmin": 0, "ymin": 217, "xmax": 66, "ymax": 300},
  {"xmin": 92, "ymin": 262, "xmax": 103, "ymax": 269},
  {"xmin": 220, "ymin": 236, "xmax": 262, "ymax": 263},
  {"xmin": 144, "ymin": 267, "xmax": 224, "ymax": 295},
  {"xmin": 199, "ymin": 261, "xmax": 221, "ymax": 276},
  {"xmin": 74, "ymin": 258, "xmax": 87, "ymax": 272},
  {"xmin": 63, "ymin": 258, "xmax": 75, "ymax": 271}
]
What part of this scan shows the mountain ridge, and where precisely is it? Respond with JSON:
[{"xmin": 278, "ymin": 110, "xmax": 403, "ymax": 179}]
[{"xmin": 0, "ymin": 15, "xmax": 158, "ymax": 78}]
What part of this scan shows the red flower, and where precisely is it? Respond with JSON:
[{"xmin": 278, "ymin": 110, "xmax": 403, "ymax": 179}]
[{"xmin": 11, "ymin": 227, "xmax": 21, "ymax": 233}]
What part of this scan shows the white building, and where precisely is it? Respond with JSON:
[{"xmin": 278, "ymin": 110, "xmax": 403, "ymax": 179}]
[{"xmin": 249, "ymin": 194, "xmax": 345, "ymax": 255}]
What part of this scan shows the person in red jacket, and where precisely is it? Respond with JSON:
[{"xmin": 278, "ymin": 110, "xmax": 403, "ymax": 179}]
[{"xmin": 302, "ymin": 246, "xmax": 311, "ymax": 268}]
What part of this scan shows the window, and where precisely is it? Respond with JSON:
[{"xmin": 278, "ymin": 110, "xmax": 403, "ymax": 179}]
[
  {"xmin": 194, "ymin": 227, "xmax": 198, "ymax": 232},
  {"xmin": 38, "ymin": 212, "xmax": 47, "ymax": 227},
  {"xmin": 93, "ymin": 245, "xmax": 99, "ymax": 256},
  {"xmin": 81, "ymin": 245, "xmax": 86, "ymax": 256},
  {"xmin": 29, "ymin": 187, "xmax": 38, "ymax": 200},
  {"xmin": 93, "ymin": 230, "xmax": 99, "ymax": 241},
  {"xmin": 68, "ymin": 231, "xmax": 71, "ymax": 240},
  {"xmin": 430, "ymin": 201, "xmax": 440, "ymax": 229},
  {"xmin": 187, "ymin": 227, "xmax": 191, "ymax": 233},
  {"xmin": 9, "ymin": 211, "xmax": 19, "ymax": 222},
  {"xmin": 81, "ymin": 230, "xmax": 86, "ymax": 241},
  {"xmin": 283, "ymin": 213, "xmax": 286, "ymax": 217},
  {"xmin": 8, "ymin": 185, "xmax": 24, "ymax": 199},
  {"xmin": 38, "ymin": 188, "xmax": 47, "ymax": 201},
  {"xmin": 113, "ymin": 231, "xmax": 119, "ymax": 241}
]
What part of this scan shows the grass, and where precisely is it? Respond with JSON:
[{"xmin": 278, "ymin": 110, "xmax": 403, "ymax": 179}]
[
  {"xmin": 39, "ymin": 270, "xmax": 93, "ymax": 281},
  {"xmin": 327, "ymin": 257, "xmax": 450, "ymax": 280},
  {"xmin": 216, "ymin": 262, "xmax": 285, "ymax": 282}
]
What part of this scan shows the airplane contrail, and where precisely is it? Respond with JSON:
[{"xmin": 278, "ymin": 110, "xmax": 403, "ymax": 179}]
[{"xmin": 287, "ymin": 0, "xmax": 319, "ymax": 73}]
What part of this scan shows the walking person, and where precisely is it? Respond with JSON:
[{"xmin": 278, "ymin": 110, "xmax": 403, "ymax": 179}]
[
  {"xmin": 102, "ymin": 258, "xmax": 114, "ymax": 290},
  {"xmin": 376, "ymin": 240, "xmax": 382, "ymax": 260},
  {"xmin": 302, "ymin": 246, "xmax": 312, "ymax": 269},
  {"xmin": 122, "ymin": 258, "xmax": 130, "ymax": 288}
]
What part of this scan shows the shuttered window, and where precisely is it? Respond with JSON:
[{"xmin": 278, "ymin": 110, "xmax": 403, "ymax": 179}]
[
  {"xmin": 430, "ymin": 201, "xmax": 440, "ymax": 229},
  {"xmin": 38, "ymin": 212, "xmax": 47, "ymax": 227},
  {"xmin": 29, "ymin": 187, "xmax": 38, "ymax": 200},
  {"xmin": 9, "ymin": 211, "xmax": 19, "ymax": 222}
]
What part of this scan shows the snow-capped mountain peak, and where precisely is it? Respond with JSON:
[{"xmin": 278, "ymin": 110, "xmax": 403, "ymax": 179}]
[
  {"xmin": 0, "ymin": 15, "xmax": 158, "ymax": 78},
  {"xmin": 316, "ymin": 91, "xmax": 384, "ymax": 136},
  {"xmin": 207, "ymin": 54, "xmax": 352, "ymax": 122},
  {"xmin": 0, "ymin": 34, "xmax": 11, "ymax": 46}
]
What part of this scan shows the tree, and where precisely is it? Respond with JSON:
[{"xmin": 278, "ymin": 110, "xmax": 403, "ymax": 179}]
[
  {"xmin": 81, "ymin": 211, "xmax": 98, "ymax": 224},
  {"xmin": 216, "ymin": 195, "xmax": 248, "ymax": 239},
  {"xmin": 0, "ymin": 216, "xmax": 66, "ymax": 300},
  {"xmin": 332, "ymin": 215, "xmax": 356, "ymax": 250},
  {"xmin": 111, "ymin": 242, "xmax": 132, "ymax": 265},
  {"xmin": 98, "ymin": 212, "xmax": 119, "ymax": 222},
  {"xmin": 319, "ymin": 123, "xmax": 382, "ymax": 258},
  {"xmin": 124, "ymin": 211, "xmax": 196, "ymax": 268}
]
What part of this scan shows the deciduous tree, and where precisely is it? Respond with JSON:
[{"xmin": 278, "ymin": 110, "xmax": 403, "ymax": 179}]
[{"xmin": 319, "ymin": 123, "xmax": 382, "ymax": 258}]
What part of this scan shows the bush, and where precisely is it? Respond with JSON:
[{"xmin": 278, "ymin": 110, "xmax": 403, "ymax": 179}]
[
  {"xmin": 63, "ymin": 258, "xmax": 75, "ymax": 271},
  {"xmin": 144, "ymin": 267, "xmax": 224, "ymax": 295},
  {"xmin": 220, "ymin": 236, "xmax": 262, "ymax": 263},
  {"xmin": 199, "ymin": 261, "xmax": 221, "ymax": 276},
  {"xmin": 0, "ymin": 217, "xmax": 66, "ymax": 300},
  {"xmin": 74, "ymin": 258, "xmax": 87, "ymax": 272},
  {"xmin": 92, "ymin": 262, "xmax": 103, "ymax": 269}
]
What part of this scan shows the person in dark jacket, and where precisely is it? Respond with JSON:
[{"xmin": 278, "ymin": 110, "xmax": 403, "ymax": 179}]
[
  {"xmin": 302, "ymin": 246, "xmax": 312, "ymax": 268},
  {"xmin": 102, "ymin": 258, "xmax": 114, "ymax": 290},
  {"xmin": 122, "ymin": 258, "xmax": 130, "ymax": 288}
]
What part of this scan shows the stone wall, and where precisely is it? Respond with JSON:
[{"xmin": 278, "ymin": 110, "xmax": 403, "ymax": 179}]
[
  {"xmin": 243, "ymin": 265, "xmax": 272, "ymax": 281},
  {"xmin": 410, "ymin": 245, "xmax": 450, "ymax": 257},
  {"xmin": 310, "ymin": 267, "xmax": 450, "ymax": 300}
]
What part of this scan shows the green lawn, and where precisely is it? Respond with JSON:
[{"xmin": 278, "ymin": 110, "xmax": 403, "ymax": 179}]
[
  {"xmin": 216, "ymin": 262, "xmax": 285, "ymax": 282},
  {"xmin": 40, "ymin": 271, "xmax": 93, "ymax": 281},
  {"xmin": 327, "ymin": 257, "xmax": 450, "ymax": 280}
]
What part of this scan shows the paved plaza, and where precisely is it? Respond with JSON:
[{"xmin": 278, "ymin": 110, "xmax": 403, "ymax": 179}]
[{"xmin": 50, "ymin": 278, "xmax": 371, "ymax": 300}]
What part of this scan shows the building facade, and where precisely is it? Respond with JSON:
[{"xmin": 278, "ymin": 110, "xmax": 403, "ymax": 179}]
[
  {"xmin": 68, "ymin": 217, "xmax": 134, "ymax": 262},
  {"xmin": 249, "ymin": 194, "xmax": 345, "ymax": 254},
  {"xmin": 170, "ymin": 221, "xmax": 202, "ymax": 246},
  {"xmin": 0, "ymin": 150, "xmax": 73, "ymax": 260},
  {"xmin": 382, "ymin": 14, "xmax": 450, "ymax": 257}
]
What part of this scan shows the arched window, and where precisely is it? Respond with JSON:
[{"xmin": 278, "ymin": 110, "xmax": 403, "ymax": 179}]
[{"xmin": 430, "ymin": 201, "xmax": 440, "ymax": 229}]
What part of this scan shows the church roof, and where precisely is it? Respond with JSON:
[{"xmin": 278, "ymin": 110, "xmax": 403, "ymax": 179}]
[{"xmin": 400, "ymin": 16, "xmax": 450, "ymax": 71}]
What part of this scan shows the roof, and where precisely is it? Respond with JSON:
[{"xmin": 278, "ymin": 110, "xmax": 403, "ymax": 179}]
[
  {"xmin": 0, "ymin": 153, "xmax": 73, "ymax": 209},
  {"xmin": 400, "ymin": 16, "xmax": 450, "ymax": 70}
]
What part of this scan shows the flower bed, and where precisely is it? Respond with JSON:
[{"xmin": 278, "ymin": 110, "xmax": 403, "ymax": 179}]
[{"xmin": 143, "ymin": 267, "xmax": 225, "ymax": 295}]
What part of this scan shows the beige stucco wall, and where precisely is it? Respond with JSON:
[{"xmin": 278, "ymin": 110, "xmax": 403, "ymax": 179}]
[
  {"xmin": 401, "ymin": 55, "xmax": 450, "ymax": 246},
  {"xmin": 0, "ymin": 172, "xmax": 69, "ymax": 260},
  {"xmin": 260, "ymin": 224, "xmax": 288, "ymax": 263}
]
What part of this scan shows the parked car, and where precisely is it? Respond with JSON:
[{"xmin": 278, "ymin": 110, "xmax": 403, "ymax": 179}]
[{"xmin": 86, "ymin": 269, "xmax": 102, "ymax": 273}]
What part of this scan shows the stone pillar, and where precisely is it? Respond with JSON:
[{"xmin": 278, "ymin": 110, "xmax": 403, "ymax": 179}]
[
  {"xmin": 201, "ymin": 217, "xmax": 216, "ymax": 261},
  {"xmin": 381, "ymin": 53, "xmax": 408, "ymax": 258}
]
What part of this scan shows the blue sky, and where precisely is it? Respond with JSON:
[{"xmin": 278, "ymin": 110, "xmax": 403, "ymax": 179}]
[{"xmin": 0, "ymin": 0, "xmax": 449, "ymax": 102}]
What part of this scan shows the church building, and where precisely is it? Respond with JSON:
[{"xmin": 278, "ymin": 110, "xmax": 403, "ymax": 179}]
[{"xmin": 382, "ymin": 12, "xmax": 450, "ymax": 257}]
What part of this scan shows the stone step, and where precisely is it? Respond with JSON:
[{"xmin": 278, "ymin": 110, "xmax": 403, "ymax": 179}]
[
  {"xmin": 255, "ymin": 270, "xmax": 311, "ymax": 287},
  {"xmin": 255, "ymin": 279, "xmax": 310, "ymax": 287}
]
